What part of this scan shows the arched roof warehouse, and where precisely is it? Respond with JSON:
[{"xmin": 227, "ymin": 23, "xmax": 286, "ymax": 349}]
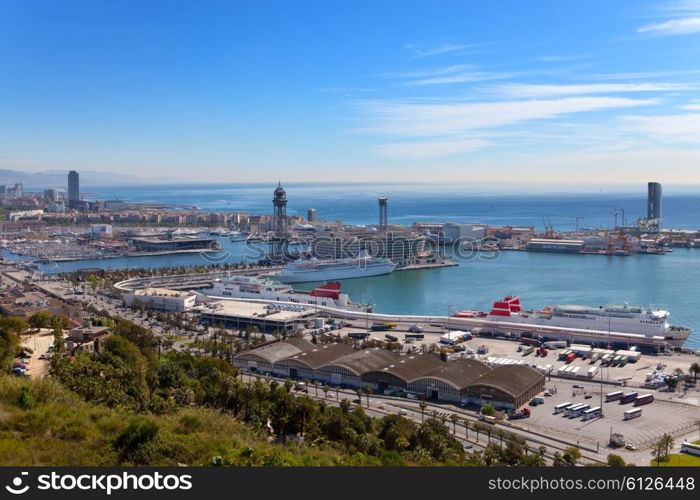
[
  {"xmin": 232, "ymin": 337, "xmax": 314, "ymax": 365},
  {"xmin": 317, "ymin": 348, "xmax": 400, "ymax": 376},
  {"xmin": 276, "ymin": 343, "xmax": 355, "ymax": 370},
  {"xmin": 412, "ymin": 358, "xmax": 493, "ymax": 390},
  {"xmin": 361, "ymin": 353, "xmax": 444, "ymax": 387},
  {"xmin": 466, "ymin": 364, "xmax": 545, "ymax": 399}
]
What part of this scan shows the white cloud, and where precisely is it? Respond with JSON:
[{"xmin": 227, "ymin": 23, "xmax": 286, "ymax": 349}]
[
  {"xmin": 488, "ymin": 82, "xmax": 696, "ymax": 98},
  {"xmin": 358, "ymin": 96, "xmax": 657, "ymax": 137},
  {"xmin": 406, "ymin": 71, "xmax": 512, "ymax": 86},
  {"xmin": 623, "ymin": 113, "xmax": 700, "ymax": 142},
  {"xmin": 407, "ymin": 43, "xmax": 484, "ymax": 59},
  {"xmin": 373, "ymin": 138, "xmax": 490, "ymax": 159},
  {"xmin": 638, "ymin": 17, "xmax": 700, "ymax": 35},
  {"xmin": 680, "ymin": 104, "xmax": 700, "ymax": 110}
]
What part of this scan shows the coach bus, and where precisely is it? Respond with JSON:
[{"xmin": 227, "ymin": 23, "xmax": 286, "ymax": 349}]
[
  {"xmin": 619, "ymin": 392, "xmax": 638, "ymax": 404},
  {"xmin": 553, "ymin": 402, "xmax": 573, "ymax": 414},
  {"xmin": 582, "ymin": 407, "xmax": 602, "ymax": 420},
  {"xmin": 623, "ymin": 408, "xmax": 642, "ymax": 420},
  {"xmin": 605, "ymin": 391, "xmax": 624, "ymax": 402},
  {"xmin": 633, "ymin": 394, "xmax": 654, "ymax": 406}
]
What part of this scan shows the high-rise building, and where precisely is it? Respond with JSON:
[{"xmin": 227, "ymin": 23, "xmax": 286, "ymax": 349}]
[
  {"xmin": 13, "ymin": 183, "xmax": 23, "ymax": 199},
  {"xmin": 68, "ymin": 170, "xmax": 80, "ymax": 203},
  {"xmin": 647, "ymin": 182, "xmax": 662, "ymax": 220},
  {"xmin": 378, "ymin": 197, "xmax": 388, "ymax": 231},
  {"xmin": 307, "ymin": 208, "xmax": 317, "ymax": 222}
]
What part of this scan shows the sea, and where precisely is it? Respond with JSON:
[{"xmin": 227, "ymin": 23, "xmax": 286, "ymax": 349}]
[{"xmin": 6, "ymin": 183, "xmax": 700, "ymax": 348}]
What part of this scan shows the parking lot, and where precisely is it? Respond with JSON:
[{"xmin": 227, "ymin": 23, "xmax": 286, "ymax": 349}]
[{"xmin": 509, "ymin": 377, "xmax": 700, "ymax": 450}]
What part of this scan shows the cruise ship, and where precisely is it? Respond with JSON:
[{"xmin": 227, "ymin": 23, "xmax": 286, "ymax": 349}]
[
  {"xmin": 455, "ymin": 296, "xmax": 690, "ymax": 347},
  {"xmin": 265, "ymin": 256, "xmax": 396, "ymax": 283},
  {"xmin": 209, "ymin": 276, "xmax": 371, "ymax": 311}
]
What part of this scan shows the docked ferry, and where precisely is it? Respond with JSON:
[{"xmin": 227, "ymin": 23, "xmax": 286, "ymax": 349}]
[
  {"xmin": 265, "ymin": 256, "xmax": 396, "ymax": 283},
  {"xmin": 455, "ymin": 296, "xmax": 690, "ymax": 347},
  {"xmin": 209, "ymin": 276, "xmax": 371, "ymax": 311}
]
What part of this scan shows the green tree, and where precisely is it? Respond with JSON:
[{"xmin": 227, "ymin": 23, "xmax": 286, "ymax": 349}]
[
  {"xmin": 419, "ymin": 401, "xmax": 427, "ymax": 422},
  {"xmin": 690, "ymin": 362, "xmax": 700, "ymax": 383},
  {"xmin": 481, "ymin": 404, "xmax": 496, "ymax": 416},
  {"xmin": 563, "ymin": 446, "xmax": 582, "ymax": 466},
  {"xmin": 606, "ymin": 454, "xmax": 626, "ymax": 467},
  {"xmin": 364, "ymin": 386, "xmax": 373, "ymax": 408},
  {"xmin": 28, "ymin": 311, "xmax": 52, "ymax": 329}
]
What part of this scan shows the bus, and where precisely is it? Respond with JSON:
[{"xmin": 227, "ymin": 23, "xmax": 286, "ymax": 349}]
[
  {"xmin": 605, "ymin": 391, "xmax": 624, "ymax": 402},
  {"xmin": 581, "ymin": 406, "xmax": 602, "ymax": 420},
  {"xmin": 623, "ymin": 408, "xmax": 642, "ymax": 420},
  {"xmin": 568, "ymin": 404, "xmax": 590, "ymax": 418},
  {"xmin": 633, "ymin": 394, "xmax": 654, "ymax": 406},
  {"xmin": 565, "ymin": 403, "xmax": 585, "ymax": 417},
  {"xmin": 384, "ymin": 334, "xmax": 398, "ymax": 342},
  {"xmin": 619, "ymin": 392, "xmax": 638, "ymax": 404},
  {"xmin": 553, "ymin": 402, "xmax": 573, "ymax": 414}
]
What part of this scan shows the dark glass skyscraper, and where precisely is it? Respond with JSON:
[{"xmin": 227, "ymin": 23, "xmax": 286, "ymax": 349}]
[
  {"xmin": 647, "ymin": 182, "xmax": 662, "ymax": 220},
  {"xmin": 68, "ymin": 170, "xmax": 80, "ymax": 203}
]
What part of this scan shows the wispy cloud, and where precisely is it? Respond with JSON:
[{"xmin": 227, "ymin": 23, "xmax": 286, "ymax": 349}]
[
  {"xmin": 637, "ymin": 0, "xmax": 700, "ymax": 35},
  {"xmin": 487, "ymin": 82, "xmax": 697, "ymax": 98},
  {"xmin": 638, "ymin": 17, "xmax": 700, "ymax": 35},
  {"xmin": 380, "ymin": 64, "xmax": 512, "ymax": 86},
  {"xmin": 623, "ymin": 113, "xmax": 700, "ymax": 142},
  {"xmin": 373, "ymin": 138, "xmax": 490, "ymax": 159},
  {"xmin": 405, "ymin": 42, "xmax": 487, "ymax": 59},
  {"xmin": 357, "ymin": 96, "xmax": 656, "ymax": 137},
  {"xmin": 532, "ymin": 54, "xmax": 591, "ymax": 63},
  {"xmin": 586, "ymin": 69, "xmax": 700, "ymax": 80}
]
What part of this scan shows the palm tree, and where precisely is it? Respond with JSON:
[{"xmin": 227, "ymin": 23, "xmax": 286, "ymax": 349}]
[
  {"xmin": 419, "ymin": 401, "xmax": 427, "ymax": 422},
  {"xmin": 335, "ymin": 385, "xmax": 340, "ymax": 400},
  {"xmin": 473, "ymin": 422, "xmax": 481, "ymax": 443},
  {"xmin": 662, "ymin": 433, "xmax": 675, "ymax": 457},
  {"xmin": 363, "ymin": 386, "xmax": 373, "ymax": 408},
  {"xmin": 690, "ymin": 362, "xmax": 700, "ymax": 383},
  {"xmin": 322, "ymin": 384, "xmax": 329, "ymax": 399},
  {"xmin": 449, "ymin": 414, "xmax": 459, "ymax": 435},
  {"xmin": 496, "ymin": 428, "xmax": 506, "ymax": 448},
  {"xmin": 313, "ymin": 380, "xmax": 318, "ymax": 397},
  {"xmin": 462, "ymin": 418, "xmax": 469, "ymax": 439}
]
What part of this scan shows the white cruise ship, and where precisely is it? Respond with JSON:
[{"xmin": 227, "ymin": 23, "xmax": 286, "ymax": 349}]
[
  {"xmin": 265, "ymin": 256, "xmax": 396, "ymax": 283},
  {"xmin": 455, "ymin": 296, "xmax": 690, "ymax": 347},
  {"xmin": 209, "ymin": 276, "xmax": 370, "ymax": 311}
]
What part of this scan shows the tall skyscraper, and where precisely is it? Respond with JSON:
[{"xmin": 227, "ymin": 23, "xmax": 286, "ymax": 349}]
[
  {"xmin": 647, "ymin": 182, "xmax": 662, "ymax": 220},
  {"xmin": 378, "ymin": 197, "xmax": 388, "ymax": 231},
  {"xmin": 307, "ymin": 208, "xmax": 317, "ymax": 222},
  {"xmin": 68, "ymin": 170, "xmax": 80, "ymax": 203}
]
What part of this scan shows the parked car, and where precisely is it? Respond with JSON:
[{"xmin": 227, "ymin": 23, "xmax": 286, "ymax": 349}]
[{"xmin": 572, "ymin": 384, "xmax": 584, "ymax": 389}]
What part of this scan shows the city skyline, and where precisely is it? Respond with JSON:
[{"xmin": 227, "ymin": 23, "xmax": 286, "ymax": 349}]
[{"xmin": 3, "ymin": 1, "xmax": 700, "ymax": 185}]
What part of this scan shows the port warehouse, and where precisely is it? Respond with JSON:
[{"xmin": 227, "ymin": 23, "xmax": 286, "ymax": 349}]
[
  {"xmin": 526, "ymin": 238, "xmax": 584, "ymax": 253},
  {"xmin": 233, "ymin": 338, "xmax": 545, "ymax": 410}
]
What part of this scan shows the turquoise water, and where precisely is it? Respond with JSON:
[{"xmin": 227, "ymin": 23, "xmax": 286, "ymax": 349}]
[{"xmin": 8, "ymin": 184, "xmax": 700, "ymax": 347}]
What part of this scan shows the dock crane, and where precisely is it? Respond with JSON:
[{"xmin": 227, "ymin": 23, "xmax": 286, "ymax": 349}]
[{"xmin": 571, "ymin": 216, "xmax": 584, "ymax": 232}]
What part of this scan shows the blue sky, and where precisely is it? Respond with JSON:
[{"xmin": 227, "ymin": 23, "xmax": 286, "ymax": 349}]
[{"xmin": 3, "ymin": 0, "xmax": 700, "ymax": 185}]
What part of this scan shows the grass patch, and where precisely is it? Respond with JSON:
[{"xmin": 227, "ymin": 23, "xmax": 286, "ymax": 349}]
[{"xmin": 651, "ymin": 454, "xmax": 700, "ymax": 467}]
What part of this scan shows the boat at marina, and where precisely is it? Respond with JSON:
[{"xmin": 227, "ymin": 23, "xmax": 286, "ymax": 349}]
[
  {"xmin": 265, "ymin": 256, "xmax": 396, "ymax": 283},
  {"xmin": 229, "ymin": 231, "xmax": 248, "ymax": 241},
  {"xmin": 456, "ymin": 296, "xmax": 690, "ymax": 347},
  {"xmin": 209, "ymin": 276, "xmax": 371, "ymax": 311}
]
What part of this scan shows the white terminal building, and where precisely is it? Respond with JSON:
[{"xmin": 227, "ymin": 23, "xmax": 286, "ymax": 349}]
[{"xmin": 124, "ymin": 288, "xmax": 196, "ymax": 312}]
